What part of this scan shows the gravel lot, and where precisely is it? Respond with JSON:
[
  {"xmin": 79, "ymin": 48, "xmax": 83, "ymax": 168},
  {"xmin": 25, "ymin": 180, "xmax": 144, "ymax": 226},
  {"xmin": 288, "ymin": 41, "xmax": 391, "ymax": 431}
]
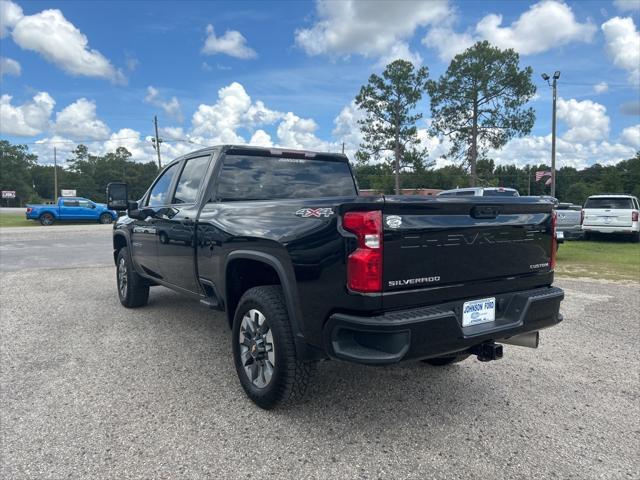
[{"xmin": 1, "ymin": 227, "xmax": 639, "ymax": 479}]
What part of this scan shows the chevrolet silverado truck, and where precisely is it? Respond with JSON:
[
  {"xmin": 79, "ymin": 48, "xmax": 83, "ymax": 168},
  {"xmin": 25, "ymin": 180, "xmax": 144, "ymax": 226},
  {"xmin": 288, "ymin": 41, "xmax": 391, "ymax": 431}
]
[
  {"xmin": 26, "ymin": 197, "xmax": 117, "ymax": 226},
  {"xmin": 106, "ymin": 145, "xmax": 564, "ymax": 409}
]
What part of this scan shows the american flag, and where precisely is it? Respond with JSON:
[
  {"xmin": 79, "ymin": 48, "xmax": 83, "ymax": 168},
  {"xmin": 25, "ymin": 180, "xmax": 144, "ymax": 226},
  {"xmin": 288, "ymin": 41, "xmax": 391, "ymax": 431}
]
[{"xmin": 535, "ymin": 171, "xmax": 551, "ymax": 182}]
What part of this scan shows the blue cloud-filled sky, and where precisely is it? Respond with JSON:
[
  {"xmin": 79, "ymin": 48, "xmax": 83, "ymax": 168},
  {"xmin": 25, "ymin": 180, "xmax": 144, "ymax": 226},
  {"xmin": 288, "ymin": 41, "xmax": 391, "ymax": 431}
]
[{"xmin": 0, "ymin": 0, "xmax": 639, "ymax": 169}]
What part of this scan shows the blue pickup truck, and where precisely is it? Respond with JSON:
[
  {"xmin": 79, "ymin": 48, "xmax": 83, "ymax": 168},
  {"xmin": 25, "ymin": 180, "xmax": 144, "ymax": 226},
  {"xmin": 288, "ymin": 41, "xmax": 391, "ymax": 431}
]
[{"xmin": 26, "ymin": 197, "xmax": 117, "ymax": 226}]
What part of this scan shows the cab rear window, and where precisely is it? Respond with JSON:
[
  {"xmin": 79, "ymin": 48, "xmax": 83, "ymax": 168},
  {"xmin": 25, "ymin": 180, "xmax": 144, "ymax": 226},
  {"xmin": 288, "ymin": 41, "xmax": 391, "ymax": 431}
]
[
  {"xmin": 584, "ymin": 197, "xmax": 633, "ymax": 209},
  {"xmin": 215, "ymin": 155, "xmax": 356, "ymax": 201}
]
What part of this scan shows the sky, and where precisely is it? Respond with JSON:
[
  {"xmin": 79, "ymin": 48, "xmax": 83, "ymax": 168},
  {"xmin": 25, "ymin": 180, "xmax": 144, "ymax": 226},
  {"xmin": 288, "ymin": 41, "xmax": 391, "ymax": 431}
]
[{"xmin": 0, "ymin": 0, "xmax": 639, "ymax": 170}]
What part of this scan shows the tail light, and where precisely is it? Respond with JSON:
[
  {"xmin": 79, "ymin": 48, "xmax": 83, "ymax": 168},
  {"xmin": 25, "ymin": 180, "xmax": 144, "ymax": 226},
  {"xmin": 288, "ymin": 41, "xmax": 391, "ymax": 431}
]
[
  {"xmin": 580, "ymin": 209, "xmax": 585, "ymax": 225},
  {"xmin": 26, "ymin": 207, "xmax": 33, "ymax": 214},
  {"xmin": 551, "ymin": 211, "xmax": 557, "ymax": 270},
  {"xmin": 343, "ymin": 210, "xmax": 383, "ymax": 293},
  {"xmin": 633, "ymin": 211, "xmax": 639, "ymax": 222}
]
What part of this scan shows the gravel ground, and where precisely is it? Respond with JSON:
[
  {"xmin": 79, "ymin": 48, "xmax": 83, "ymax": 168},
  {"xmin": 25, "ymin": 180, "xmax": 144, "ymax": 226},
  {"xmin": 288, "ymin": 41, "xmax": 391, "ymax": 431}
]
[{"xmin": 1, "ymin": 265, "xmax": 638, "ymax": 479}]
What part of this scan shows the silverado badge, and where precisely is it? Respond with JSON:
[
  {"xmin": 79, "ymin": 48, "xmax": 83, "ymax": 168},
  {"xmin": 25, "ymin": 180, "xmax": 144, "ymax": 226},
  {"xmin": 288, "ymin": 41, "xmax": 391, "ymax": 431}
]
[{"xmin": 385, "ymin": 215, "xmax": 402, "ymax": 229}]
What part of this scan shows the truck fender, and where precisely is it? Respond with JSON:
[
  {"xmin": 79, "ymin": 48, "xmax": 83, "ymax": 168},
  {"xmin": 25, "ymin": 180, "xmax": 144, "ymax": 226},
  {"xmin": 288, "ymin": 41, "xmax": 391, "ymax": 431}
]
[{"xmin": 224, "ymin": 250, "xmax": 305, "ymax": 342}]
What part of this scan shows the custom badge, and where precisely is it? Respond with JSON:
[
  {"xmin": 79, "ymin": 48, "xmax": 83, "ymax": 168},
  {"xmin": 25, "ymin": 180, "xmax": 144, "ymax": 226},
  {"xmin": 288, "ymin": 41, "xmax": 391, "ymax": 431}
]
[
  {"xmin": 295, "ymin": 208, "xmax": 334, "ymax": 218},
  {"xmin": 385, "ymin": 215, "xmax": 402, "ymax": 229}
]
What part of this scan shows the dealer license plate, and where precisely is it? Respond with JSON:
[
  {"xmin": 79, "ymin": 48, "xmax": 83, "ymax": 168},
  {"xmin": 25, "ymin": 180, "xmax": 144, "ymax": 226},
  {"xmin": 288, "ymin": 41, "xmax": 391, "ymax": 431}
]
[{"xmin": 462, "ymin": 297, "xmax": 496, "ymax": 327}]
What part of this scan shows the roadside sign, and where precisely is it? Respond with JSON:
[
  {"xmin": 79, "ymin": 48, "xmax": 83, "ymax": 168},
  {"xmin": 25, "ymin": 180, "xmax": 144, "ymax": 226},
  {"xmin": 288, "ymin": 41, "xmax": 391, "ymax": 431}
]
[
  {"xmin": 61, "ymin": 189, "xmax": 77, "ymax": 197},
  {"xmin": 2, "ymin": 190, "xmax": 16, "ymax": 199}
]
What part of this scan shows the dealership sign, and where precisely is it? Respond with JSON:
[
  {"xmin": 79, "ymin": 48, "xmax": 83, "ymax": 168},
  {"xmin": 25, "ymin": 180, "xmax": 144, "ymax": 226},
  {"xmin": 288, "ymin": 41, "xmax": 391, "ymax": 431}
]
[
  {"xmin": 2, "ymin": 190, "xmax": 16, "ymax": 199},
  {"xmin": 61, "ymin": 189, "xmax": 77, "ymax": 197}
]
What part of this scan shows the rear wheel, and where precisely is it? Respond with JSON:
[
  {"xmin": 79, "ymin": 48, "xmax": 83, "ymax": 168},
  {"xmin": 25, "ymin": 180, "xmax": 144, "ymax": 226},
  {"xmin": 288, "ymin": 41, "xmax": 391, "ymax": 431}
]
[
  {"xmin": 99, "ymin": 213, "xmax": 113, "ymax": 224},
  {"xmin": 232, "ymin": 286, "xmax": 315, "ymax": 409},
  {"xmin": 583, "ymin": 231, "xmax": 592, "ymax": 241},
  {"xmin": 39, "ymin": 213, "xmax": 54, "ymax": 226},
  {"xmin": 422, "ymin": 354, "xmax": 470, "ymax": 366},
  {"xmin": 116, "ymin": 247, "xmax": 149, "ymax": 308}
]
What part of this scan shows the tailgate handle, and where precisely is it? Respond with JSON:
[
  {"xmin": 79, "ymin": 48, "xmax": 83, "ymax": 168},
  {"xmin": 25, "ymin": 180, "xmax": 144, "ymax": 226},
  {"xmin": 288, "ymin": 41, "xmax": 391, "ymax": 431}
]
[{"xmin": 471, "ymin": 206, "xmax": 500, "ymax": 219}]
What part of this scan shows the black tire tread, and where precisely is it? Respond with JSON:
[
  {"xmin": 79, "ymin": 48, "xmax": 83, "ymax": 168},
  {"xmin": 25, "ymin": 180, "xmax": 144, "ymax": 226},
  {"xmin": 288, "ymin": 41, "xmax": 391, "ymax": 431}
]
[
  {"xmin": 117, "ymin": 247, "xmax": 149, "ymax": 308},
  {"xmin": 234, "ymin": 285, "xmax": 315, "ymax": 409}
]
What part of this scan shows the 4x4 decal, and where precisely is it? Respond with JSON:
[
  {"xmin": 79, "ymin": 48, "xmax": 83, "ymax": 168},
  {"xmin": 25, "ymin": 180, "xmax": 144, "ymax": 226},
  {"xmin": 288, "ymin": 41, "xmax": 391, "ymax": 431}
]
[{"xmin": 295, "ymin": 208, "xmax": 334, "ymax": 218}]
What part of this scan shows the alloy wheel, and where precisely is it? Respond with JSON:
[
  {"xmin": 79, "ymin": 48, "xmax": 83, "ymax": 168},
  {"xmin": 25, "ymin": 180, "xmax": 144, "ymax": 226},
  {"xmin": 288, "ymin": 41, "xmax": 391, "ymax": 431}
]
[{"xmin": 238, "ymin": 309, "xmax": 276, "ymax": 388}]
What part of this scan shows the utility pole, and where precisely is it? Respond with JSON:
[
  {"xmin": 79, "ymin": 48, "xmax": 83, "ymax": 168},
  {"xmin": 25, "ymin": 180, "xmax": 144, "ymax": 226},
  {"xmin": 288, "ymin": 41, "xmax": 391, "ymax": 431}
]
[
  {"xmin": 53, "ymin": 146, "xmax": 58, "ymax": 202},
  {"xmin": 541, "ymin": 71, "xmax": 560, "ymax": 198},
  {"xmin": 152, "ymin": 115, "xmax": 163, "ymax": 170},
  {"xmin": 341, "ymin": 142, "xmax": 345, "ymax": 154}
]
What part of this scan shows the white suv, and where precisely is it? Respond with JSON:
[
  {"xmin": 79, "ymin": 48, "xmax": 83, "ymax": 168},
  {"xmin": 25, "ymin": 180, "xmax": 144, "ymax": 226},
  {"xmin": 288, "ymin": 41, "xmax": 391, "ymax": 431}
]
[{"xmin": 582, "ymin": 194, "xmax": 639, "ymax": 242}]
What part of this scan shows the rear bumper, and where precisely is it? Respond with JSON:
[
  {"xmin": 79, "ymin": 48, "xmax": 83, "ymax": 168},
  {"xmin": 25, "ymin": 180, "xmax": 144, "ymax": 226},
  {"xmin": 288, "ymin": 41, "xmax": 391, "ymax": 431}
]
[
  {"xmin": 583, "ymin": 225, "xmax": 638, "ymax": 234},
  {"xmin": 323, "ymin": 286, "xmax": 564, "ymax": 365},
  {"xmin": 558, "ymin": 227, "xmax": 583, "ymax": 240}
]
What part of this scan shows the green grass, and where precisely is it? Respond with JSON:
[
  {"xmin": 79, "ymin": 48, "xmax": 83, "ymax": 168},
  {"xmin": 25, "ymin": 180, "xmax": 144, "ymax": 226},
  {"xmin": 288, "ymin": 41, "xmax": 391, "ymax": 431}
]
[
  {"xmin": 0, "ymin": 212, "xmax": 39, "ymax": 228},
  {"xmin": 556, "ymin": 239, "xmax": 640, "ymax": 282}
]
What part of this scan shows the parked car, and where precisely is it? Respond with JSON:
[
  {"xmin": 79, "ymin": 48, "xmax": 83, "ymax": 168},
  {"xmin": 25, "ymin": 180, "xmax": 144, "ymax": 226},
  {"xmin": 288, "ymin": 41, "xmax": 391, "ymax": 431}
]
[
  {"xmin": 107, "ymin": 145, "xmax": 564, "ymax": 409},
  {"xmin": 438, "ymin": 187, "xmax": 520, "ymax": 197},
  {"xmin": 26, "ymin": 197, "xmax": 117, "ymax": 226},
  {"xmin": 556, "ymin": 203, "xmax": 583, "ymax": 240},
  {"xmin": 582, "ymin": 194, "xmax": 639, "ymax": 242}
]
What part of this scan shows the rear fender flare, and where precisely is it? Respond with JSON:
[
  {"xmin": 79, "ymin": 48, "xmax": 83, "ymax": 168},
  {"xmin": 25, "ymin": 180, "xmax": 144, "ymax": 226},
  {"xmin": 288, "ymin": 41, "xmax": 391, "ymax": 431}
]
[{"xmin": 224, "ymin": 250, "xmax": 304, "ymax": 341}]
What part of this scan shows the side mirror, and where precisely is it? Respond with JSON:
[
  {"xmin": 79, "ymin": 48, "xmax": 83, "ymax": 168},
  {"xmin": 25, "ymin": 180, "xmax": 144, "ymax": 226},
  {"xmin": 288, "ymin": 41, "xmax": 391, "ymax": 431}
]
[{"xmin": 106, "ymin": 182, "xmax": 129, "ymax": 211}]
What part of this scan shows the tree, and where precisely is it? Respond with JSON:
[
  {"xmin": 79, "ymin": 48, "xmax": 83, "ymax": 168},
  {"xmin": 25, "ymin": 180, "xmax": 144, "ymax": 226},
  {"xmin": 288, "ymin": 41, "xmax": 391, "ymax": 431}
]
[
  {"xmin": 355, "ymin": 59, "xmax": 430, "ymax": 194},
  {"xmin": 428, "ymin": 41, "xmax": 536, "ymax": 186},
  {"xmin": 0, "ymin": 141, "xmax": 38, "ymax": 205}
]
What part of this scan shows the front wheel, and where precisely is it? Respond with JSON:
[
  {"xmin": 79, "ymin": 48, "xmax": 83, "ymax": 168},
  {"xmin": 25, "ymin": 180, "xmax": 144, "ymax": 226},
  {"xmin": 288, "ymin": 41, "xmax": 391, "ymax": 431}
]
[
  {"xmin": 39, "ymin": 213, "xmax": 54, "ymax": 226},
  {"xmin": 99, "ymin": 213, "xmax": 113, "ymax": 224},
  {"xmin": 632, "ymin": 232, "xmax": 639, "ymax": 243},
  {"xmin": 116, "ymin": 247, "xmax": 149, "ymax": 308},
  {"xmin": 232, "ymin": 286, "xmax": 315, "ymax": 409}
]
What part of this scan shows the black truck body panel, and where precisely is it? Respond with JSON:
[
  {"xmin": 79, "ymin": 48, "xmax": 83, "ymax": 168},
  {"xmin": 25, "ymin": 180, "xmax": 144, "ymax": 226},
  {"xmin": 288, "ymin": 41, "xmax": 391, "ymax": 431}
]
[{"xmin": 113, "ymin": 145, "xmax": 563, "ymax": 364}]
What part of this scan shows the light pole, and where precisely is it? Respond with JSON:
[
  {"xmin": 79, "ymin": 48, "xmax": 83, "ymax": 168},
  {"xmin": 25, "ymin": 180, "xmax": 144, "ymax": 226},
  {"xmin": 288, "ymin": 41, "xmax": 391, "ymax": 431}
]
[{"xmin": 541, "ymin": 71, "xmax": 560, "ymax": 198}]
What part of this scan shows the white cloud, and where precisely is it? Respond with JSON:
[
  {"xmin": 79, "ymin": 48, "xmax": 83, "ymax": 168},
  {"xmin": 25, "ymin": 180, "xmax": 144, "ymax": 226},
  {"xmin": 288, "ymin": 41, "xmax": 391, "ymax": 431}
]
[
  {"xmin": 602, "ymin": 16, "xmax": 640, "ymax": 84},
  {"xmin": 54, "ymin": 98, "xmax": 110, "ymax": 140},
  {"xmin": 0, "ymin": 91, "xmax": 55, "ymax": 136},
  {"xmin": 593, "ymin": 82, "xmax": 609, "ymax": 93},
  {"xmin": 557, "ymin": 98, "xmax": 610, "ymax": 142},
  {"xmin": 7, "ymin": 3, "xmax": 124, "ymax": 83},
  {"xmin": 619, "ymin": 124, "xmax": 640, "ymax": 149},
  {"xmin": 191, "ymin": 82, "xmax": 281, "ymax": 142},
  {"xmin": 144, "ymin": 86, "xmax": 184, "ymax": 123},
  {"xmin": 422, "ymin": 26, "xmax": 475, "ymax": 61},
  {"xmin": 0, "ymin": 0, "xmax": 23, "ymax": 38},
  {"xmin": 0, "ymin": 56, "xmax": 21, "ymax": 77},
  {"xmin": 614, "ymin": 0, "xmax": 640, "ymax": 12},
  {"xmin": 201, "ymin": 24, "xmax": 257, "ymax": 59},
  {"xmin": 295, "ymin": 0, "xmax": 450, "ymax": 63},
  {"xmin": 332, "ymin": 101, "xmax": 364, "ymax": 157},
  {"xmin": 424, "ymin": 0, "xmax": 596, "ymax": 60},
  {"xmin": 249, "ymin": 129, "xmax": 273, "ymax": 147},
  {"xmin": 491, "ymin": 134, "xmax": 636, "ymax": 169}
]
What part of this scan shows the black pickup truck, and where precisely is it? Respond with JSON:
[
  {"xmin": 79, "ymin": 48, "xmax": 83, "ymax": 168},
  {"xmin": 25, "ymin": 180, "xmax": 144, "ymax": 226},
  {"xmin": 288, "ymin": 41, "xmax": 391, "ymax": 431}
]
[{"xmin": 107, "ymin": 145, "xmax": 564, "ymax": 409}]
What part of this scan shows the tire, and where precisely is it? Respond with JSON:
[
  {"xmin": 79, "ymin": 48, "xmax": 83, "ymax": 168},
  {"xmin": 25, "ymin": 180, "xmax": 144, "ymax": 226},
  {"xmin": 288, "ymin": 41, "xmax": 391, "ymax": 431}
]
[
  {"xmin": 583, "ymin": 231, "xmax": 592, "ymax": 241},
  {"xmin": 116, "ymin": 247, "xmax": 149, "ymax": 308},
  {"xmin": 99, "ymin": 213, "xmax": 113, "ymax": 224},
  {"xmin": 232, "ymin": 286, "xmax": 315, "ymax": 409},
  {"xmin": 631, "ymin": 232, "xmax": 640, "ymax": 243},
  {"xmin": 39, "ymin": 213, "xmax": 55, "ymax": 226},
  {"xmin": 421, "ymin": 354, "xmax": 470, "ymax": 366}
]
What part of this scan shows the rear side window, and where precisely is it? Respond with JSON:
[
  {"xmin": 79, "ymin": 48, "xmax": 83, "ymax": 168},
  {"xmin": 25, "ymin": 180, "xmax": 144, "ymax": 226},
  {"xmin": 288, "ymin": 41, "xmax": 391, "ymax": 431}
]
[
  {"xmin": 483, "ymin": 189, "xmax": 518, "ymax": 197},
  {"xmin": 584, "ymin": 197, "xmax": 633, "ymax": 209},
  {"xmin": 147, "ymin": 163, "xmax": 179, "ymax": 207},
  {"xmin": 173, "ymin": 156, "xmax": 211, "ymax": 204},
  {"xmin": 62, "ymin": 200, "xmax": 79, "ymax": 207},
  {"xmin": 215, "ymin": 155, "xmax": 356, "ymax": 201}
]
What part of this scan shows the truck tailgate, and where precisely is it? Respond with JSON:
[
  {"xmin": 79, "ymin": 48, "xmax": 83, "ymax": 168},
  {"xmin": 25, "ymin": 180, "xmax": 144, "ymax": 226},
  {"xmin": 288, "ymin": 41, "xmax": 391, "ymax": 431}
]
[{"xmin": 381, "ymin": 196, "xmax": 554, "ymax": 305}]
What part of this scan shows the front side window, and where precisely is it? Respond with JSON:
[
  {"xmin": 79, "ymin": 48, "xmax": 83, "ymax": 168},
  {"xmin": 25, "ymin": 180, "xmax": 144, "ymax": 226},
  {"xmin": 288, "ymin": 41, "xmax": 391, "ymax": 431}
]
[
  {"xmin": 78, "ymin": 200, "xmax": 91, "ymax": 208},
  {"xmin": 147, "ymin": 163, "xmax": 179, "ymax": 207},
  {"xmin": 215, "ymin": 155, "xmax": 356, "ymax": 201},
  {"xmin": 173, "ymin": 156, "xmax": 211, "ymax": 204}
]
